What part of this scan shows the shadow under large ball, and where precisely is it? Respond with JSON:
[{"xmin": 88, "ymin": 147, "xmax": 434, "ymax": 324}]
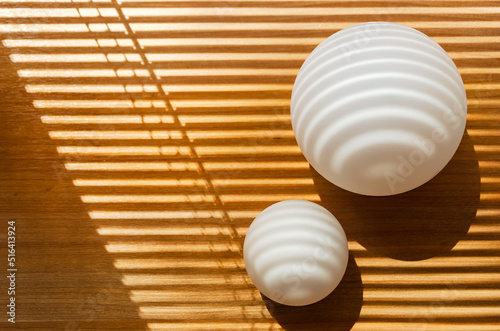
[
  {"xmin": 312, "ymin": 132, "xmax": 480, "ymax": 261},
  {"xmin": 262, "ymin": 254, "xmax": 362, "ymax": 331}
]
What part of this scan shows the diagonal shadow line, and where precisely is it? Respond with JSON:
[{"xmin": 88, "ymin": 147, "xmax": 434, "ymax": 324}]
[{"xmin": 105, "ymin": 0, "xmax": 241, "ymax": 240}]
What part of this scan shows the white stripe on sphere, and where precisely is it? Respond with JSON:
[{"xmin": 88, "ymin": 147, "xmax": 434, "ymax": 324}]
[{"xmin": 291, "ymin": 22, "xmax": 467, "ymax": 196}]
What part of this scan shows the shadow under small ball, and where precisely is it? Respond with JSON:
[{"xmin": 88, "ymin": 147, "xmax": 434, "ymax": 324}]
[
  {"xmin": 312, "ymin": 132, "xmax": 480, "ymax": 261},
  {"xmin": 262, "ymin": 254, "xmax": 362, "ymax": 331}
]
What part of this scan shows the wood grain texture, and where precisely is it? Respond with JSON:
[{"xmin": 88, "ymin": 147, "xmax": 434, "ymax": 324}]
[{"xmin": 0, "ymin": 1, "xmax": 499, "ymax": 330}]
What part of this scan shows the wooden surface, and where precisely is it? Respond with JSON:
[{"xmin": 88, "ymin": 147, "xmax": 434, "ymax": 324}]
[{"xmin": 0, "ymin": 1, "xmax": 499, "ymax": 330}]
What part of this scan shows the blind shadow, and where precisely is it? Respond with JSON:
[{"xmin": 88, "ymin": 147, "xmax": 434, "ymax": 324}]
[
  {"xmin": 0, "ymin": 37, "xmax": 149, "ymax": 331},
  {"xmin": 1, "ymin": 0, "xmax": 499, "ymax": 330}
]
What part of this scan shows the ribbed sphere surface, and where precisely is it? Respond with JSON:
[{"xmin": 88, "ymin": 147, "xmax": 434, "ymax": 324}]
[
  {"xmin": 243, "ymin": 200, "xmax": 349, "ymax": 306},
  {"xmin": 291, "ymin": 22, "xmax": 467, "ymax": 196}
]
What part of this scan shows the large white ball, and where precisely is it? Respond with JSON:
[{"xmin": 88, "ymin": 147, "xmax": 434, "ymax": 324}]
[
  {"xmin": 243, "ymin": 200, "xmax": 349, "ymax": 306},
  {"xmin": 291, "ymin": 22, "xmax": 467, "ymax": 196}
]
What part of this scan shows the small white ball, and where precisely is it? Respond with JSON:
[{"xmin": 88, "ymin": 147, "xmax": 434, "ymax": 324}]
[
  {"xmin": 243, "ymin": 200, "xmax": 349, "ymax": 306},
  {"xmin": 291, "ymin": 22, "xmax": 467, "ymax": 196}
]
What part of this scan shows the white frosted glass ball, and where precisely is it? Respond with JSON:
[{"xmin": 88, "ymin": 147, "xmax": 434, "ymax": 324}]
[
  {"xmin": 243, "ymin": 200, "xmax": 349, "ymax": 306},
  {"xmin": 291, "ymin": 22, "xmax": 467, "ymax": 196}
]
